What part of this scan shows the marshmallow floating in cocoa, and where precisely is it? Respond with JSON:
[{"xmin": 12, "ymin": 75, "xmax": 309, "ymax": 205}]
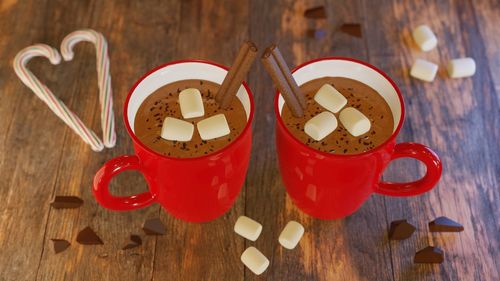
[
  {"xmin": 161, "ymin": 117, "xmax": 194, "ymax": 142},
  {"xmin": 179, "ymin": 88, "xmax": 205, "ymax": 119},
  {"xmin": 314, "ymin": 84, "xmax": 348, "ymax": 113},
  {"xmin": 304, "ymin": 111, "xmax": 338, "ymax": 141},
  {"xmin": 447, "ymin": 57, "xmax": 476, "ymax": 78},
  {"xmin": 339, "ymin": 107, "xmax": 371, "ymax": 137},
  {"xmin": 197, "ymin": 114, "xmax": 230, "ymax": 140},
  {"xmin": 279, "ymin": 221, "xmax": 304, "ymax": 250},
  {"xmin": 234, "ymin": 216, "xmax": 262, "ymax": 241},
  {"xmin": 241, "ymin": 247, "xmax": 269, "ymax": 275},
  {"xmin": 412, "ymin": 25, "xmax": 437, "ymax": 51},
  {"xmin": 410, "ymin": 59, "xmax": 438, "ymax": 82}
]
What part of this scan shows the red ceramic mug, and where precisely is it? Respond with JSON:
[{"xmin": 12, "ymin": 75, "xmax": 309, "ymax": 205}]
[
  {"xmin": 275, "ymin": 57, "xmax": 442, "ymax": 220},
  {"xmin": 93, "ymin": 60, "xmax": 254, "ymax": 222}
]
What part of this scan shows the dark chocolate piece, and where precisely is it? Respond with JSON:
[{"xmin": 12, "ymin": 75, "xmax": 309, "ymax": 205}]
[
  {"xmin": 340, "ymin": 23, "xmax": 362, "ymax": 38},
  {"xmin": 388, "ymin": 219, "xmax": 416, "ymax": 240},
  {"xmin": 414, "ymin": 246, "xmax": 444, "ymax": 264},
  {"xmin": 304, "ymin": 6, "xmax": 327, "ymax": 19},
  {"xmin": 142, "ymin": 218, "xmax": 166, "ymax": 235},
  {"xmin": 429, "ymin": 216, "xmax": 464, "ymax": 232},
  {"xmin": 50, "ymin": 196, "xmax": 83, "ymax": 209},
  {"xmin": 306, "ymin": 28, "xmax": 327, "ymax": 39},
  {"xmin": 122, "ymin": 234, "xmax": 143, "ymax": 250},
  {"xmin": 51, "ymin": 239, "xmax": 70, "ymax": 254},
  {"xmin": 76, "ymin": 226, "xmax": 104, "ymax": 245}
]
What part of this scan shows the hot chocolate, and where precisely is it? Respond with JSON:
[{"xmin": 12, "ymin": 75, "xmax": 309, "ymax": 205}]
[
  {"xmin": 134, "ymin": 79, "xmax": 247, "ymax": 158},
  {"xmin": 281, "ymin": 77, "xmax": 394, "ymax": 154}
]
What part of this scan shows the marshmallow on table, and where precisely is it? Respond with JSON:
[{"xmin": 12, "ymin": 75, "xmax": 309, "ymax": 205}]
[
  {"xmin": 314, "ymin": 84, "xmax": 348, "ymax": 113},
  {"xmin": 161, "ymin": 117, "xmax": 194, "ymax": 142},
  {"xmin": 412, "ymin": 25, "xmax": 438, "ymax": 51},
  {"xmin": 197, "ymin": 114, "xmax": 230, "ymax": 140},
  {"xmin": 339, "ymin": 107, "xmax": 371, "ymax": 137},
  {"xmin": 304, "ymin": 111, "xmax": 338, "ymax": 141},
  {"xmin": 410, "ymin": 59, "xmax": 438, "ymax": 82},
  {"xmin": 278, "ymin": 221, "xmax": 304, "ymax": 250},
  {"xmin": 234, "ymin": 216, "xmax": 262, "ymax": 241},
  {"xmin": 179, "ymin": 88, "xmax": 204, "ymax": 119},
  {"xmin": 447, "ymin": 57, "xmax": 476, "ymax": 78},
  {"xmin": 241, "ymin": 247, "xmax": 269, "ymax": 275}
]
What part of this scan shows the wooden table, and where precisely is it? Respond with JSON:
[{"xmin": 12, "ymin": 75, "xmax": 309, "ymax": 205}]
[{"xmin": 0, "ymin": 0, "xmax": 498, "ymax": 280}]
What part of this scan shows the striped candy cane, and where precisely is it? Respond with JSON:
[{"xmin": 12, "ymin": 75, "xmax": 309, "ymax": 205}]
[
  {"xmin": 13, "ymin": 44, "xmax": 105, "ymax": 151},
  {"xmin": 61, "ymin": 29, "xmax": 116, "ymax": 148}
]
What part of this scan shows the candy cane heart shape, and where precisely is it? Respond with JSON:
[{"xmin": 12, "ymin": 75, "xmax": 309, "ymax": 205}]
[
  {"xmin": 13, "ymin": 44, "xmax": 105, "ymax": 151},
  {"xmin": 60, "ymin": 29, "xmax": 116, "ymax": 148}
]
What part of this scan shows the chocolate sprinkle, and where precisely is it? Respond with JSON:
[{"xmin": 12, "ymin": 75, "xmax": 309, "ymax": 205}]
[
  {"xmin": 304, "ymin": 6, "xmax": 327, "ymax": 19},
  {"xmin": 429, "ymin": 216, "xmax": 464, "ymax": 232},
  {"xmin": 388, "ymin": 219, "xmax": 416, "ymax": 240},
  {"xmin": 414, "ymin": 246, "xmax": 444, "ymax": 264},
  {"xmin": 51, "ymin": 239, "xmax": 70, "ymax": 254},
  {"xmin": 50, "ymin": 196, "xmax": 83, "ymax": 209},
  {"xmin": 76, "ymin": 226, "xmax": 104, "ymax": 245},
  {"xmin": 143, "ymin": 218, "xmax": 166, "ymax": 235}
]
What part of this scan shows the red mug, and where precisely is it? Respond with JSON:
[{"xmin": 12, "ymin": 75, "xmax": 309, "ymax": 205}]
[
  {"xmin": 275, "ymin": 57, "xmax": 442, "ymax": 220},
  {"xmin": 93, "ymin": 60, "xmax": 254, "ymax": 222}
]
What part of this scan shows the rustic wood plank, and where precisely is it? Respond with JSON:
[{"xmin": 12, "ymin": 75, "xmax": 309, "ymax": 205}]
[
  {"xmin": 0, "ymin": 1, "xmax": 74, "ymax": 280},
  {"xmin": 150, "ymin": 1, "xmax": 247, "ymax": 280},
  {"xmin": 472, "ymin": 0, "xmax": 500, "ymax": 91},
  {"xmin": 365, "ymin": 0, "xmax": 500, "ymax": 280},
  {"xmin": 246, "ymin": 0, "xmax": 393, "ymax": 280},
  {"xmin": 33, "ymin": 1, "xmax": 182, "ymax": 280}
]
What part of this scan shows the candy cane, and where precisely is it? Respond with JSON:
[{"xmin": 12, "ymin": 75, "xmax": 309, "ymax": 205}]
[
  {"xmin": 60, "ymin": 29, "xmax": 116, "ymax": 148},
  {"xmin": 13, "ymin": 44, "xmax": 105, "ymax": 151}
]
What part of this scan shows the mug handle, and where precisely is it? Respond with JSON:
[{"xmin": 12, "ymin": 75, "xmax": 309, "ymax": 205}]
[
  {"xmin": 92, "ymin": 155, "xmax": 156, "ymax": 210},
  {"xmin": 375, "ymin": 142, "xmax": 442, "ymax": 196}
]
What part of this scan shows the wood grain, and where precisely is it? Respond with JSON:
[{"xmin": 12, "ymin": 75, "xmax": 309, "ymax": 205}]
[{"xmin": 0, "ymin": 0, "xmax": 498, "ymax": 280}]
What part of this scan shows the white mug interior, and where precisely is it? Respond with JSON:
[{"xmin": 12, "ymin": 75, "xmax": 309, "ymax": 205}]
[
  {"xmin": 127, "ymin": 61, "xmax": 251, "ymax": 132},
  {"xmin": 278, "ymin": 59, "xmax": 402, "ymax": 132}
]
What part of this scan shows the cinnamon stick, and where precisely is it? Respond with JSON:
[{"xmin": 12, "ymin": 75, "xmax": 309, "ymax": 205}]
[
  {"xmin": 216, "ymin": 41, "xmax": 258, "ymax": 109},
  {"xmin": 261, "ymin": 45, "xmax": 304, "ymax": 117},
  {"xmin": 267, "ymin": 45, "xmax": 307, "ymax": 109}
]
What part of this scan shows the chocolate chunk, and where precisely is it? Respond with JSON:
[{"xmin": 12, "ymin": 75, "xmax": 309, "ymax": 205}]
[
  {"xmin": 122, "ymin": 234, "xmax": 143, "ymax": 250},
  {"xmin": 429, "ymin": 216, "xmax": 464, "ymax": 232},
  {"xmin": 76, "ymin": 226, "xmax": 104, "ymax": 245},
  {"xmin": 388, "ymin": 219, "xmax": 416, "ymax": 240},
  {"xmin": 340, "ymin": 23, "xmax": 362, "ymax": 38},
  {"xmin": 304, "ymin": 6, "xmax": 327, "ymax": 19},
  {"xmin": 143, "ymin": 218, "xmax": 166, "ymax": 235},
  {"xmin": 414, "ymin": 246, "xmax": 444, "ymax": 264},
  {"xmin": 50, "ymin": 196, "xmax": 83, "ymax": 209},
  {"xmin": 306, "ymin": 28, "xmax": 327, "ymax": 39},
  {"xmin": 51, "ymin": 239, "xmax": 70, "ymax": 254},
  {"xmin": 130, "ymin": 234, "xmax": 142, "ymax": 245}
]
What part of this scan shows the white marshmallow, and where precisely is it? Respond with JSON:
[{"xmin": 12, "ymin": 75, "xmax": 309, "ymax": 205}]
[
  {"xmin": 339, "ymin": 107, "xmax": 371, "ymax": 137},
  {"xmin": 234, "ymin": 216, "xmax": 262, "ymax": 241},
  {"xmin": 412, "ymin": 25, "xmax": 438, "ymax": 51},
  {"xmin": 241, "ymin": 247, "xmax": 269, "ymax": 275},
  {"xmin": 304, "ymin": 111, "xmax": 338, "ymax": 141},
  {"xmin": 160, "ymin": 117, "xmax": 194, "ymax": 142},
  {"xmin": 278, "ymin": 221, "xmax": 304, "ymax": 250},
  {"xmin": 410, "ymin": 59, "xmax": 438, "ymax": 82},
  {"xmin": 447, "ymin": 57, "xmax": 476, "ymax": 78},
  {"xmin": 314, "ymin": 84, "xmax": 348, "ymax": 113},
  {"xmin": 179, "ymin": 88, "xmax": 204, "ymax": 119},
  {"xmin": 197, "ymin": 114, "xmax": 230, "ymax": 140}
]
